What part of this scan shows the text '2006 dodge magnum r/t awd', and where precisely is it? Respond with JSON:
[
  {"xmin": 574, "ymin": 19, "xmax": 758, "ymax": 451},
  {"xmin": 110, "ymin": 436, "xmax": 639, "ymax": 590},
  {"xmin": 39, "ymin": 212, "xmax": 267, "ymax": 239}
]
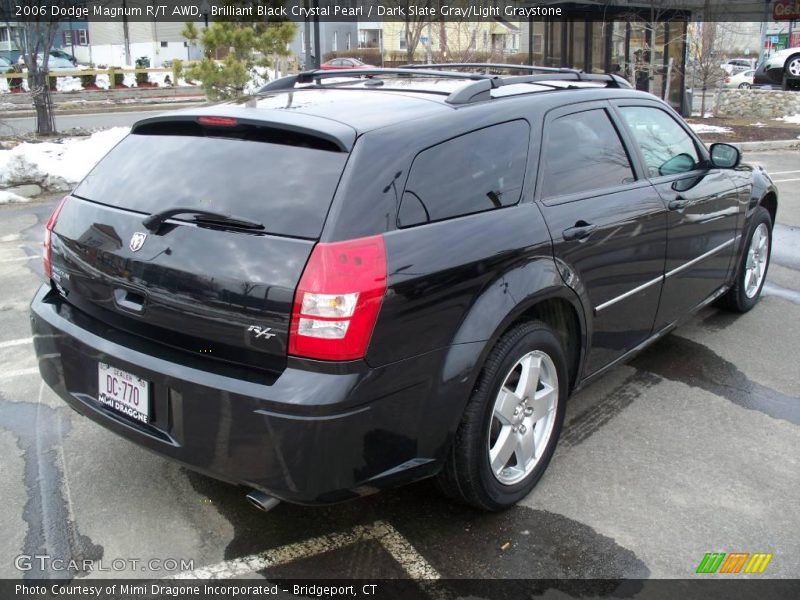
[{"xmin": 30, "ymin": 65, "xmax": 777, "ymax": 511}]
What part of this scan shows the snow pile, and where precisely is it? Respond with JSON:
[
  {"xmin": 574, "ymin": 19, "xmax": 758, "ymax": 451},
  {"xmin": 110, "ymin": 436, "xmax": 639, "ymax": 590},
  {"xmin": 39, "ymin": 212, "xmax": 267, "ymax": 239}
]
[
  {"xmin": 776, "ymin": 114, "xmax": 800, "ymax": 124},
  {"xmin": 94, "ymin": 74, "xmax": 111, "ymax": 90},
  {"xmin": 55, "ymin": 76, "xmax": 83, "ymax": 92},
  {"xmin": 0, "ymin": 127, "xmax": 129, "ymax": 191},
  {"xmin": 0, "ymin": 190, "xmax": 29, "ymax": 204},
  {"xmin": 689, "ymin": 123, "xmax": 733, "ymax": 134}
]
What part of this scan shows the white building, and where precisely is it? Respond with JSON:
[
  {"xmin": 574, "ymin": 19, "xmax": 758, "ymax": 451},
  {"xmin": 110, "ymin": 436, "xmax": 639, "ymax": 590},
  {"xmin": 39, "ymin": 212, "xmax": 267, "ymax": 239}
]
[{"xmin": 87, "ymin": 21, "xmax": 199, "ymax": 67}]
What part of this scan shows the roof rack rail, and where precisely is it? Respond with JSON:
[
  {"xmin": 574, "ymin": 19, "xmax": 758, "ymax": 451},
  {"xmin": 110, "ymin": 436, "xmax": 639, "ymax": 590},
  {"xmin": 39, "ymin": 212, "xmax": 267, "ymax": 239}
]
[
  {"xmin": 256, "ymin": 66, "xmax": 632, "ymax": 106},
  {"xmin": 257, "ymin": 67, "xmax": 491, "ymax": 94},
  {"xmin": 444, "ymin": 71, "xmax": 630, "ymax": 105},
  {"xmin": 402, "ymin": 62, "xmax": 581, "ymax": 75}
]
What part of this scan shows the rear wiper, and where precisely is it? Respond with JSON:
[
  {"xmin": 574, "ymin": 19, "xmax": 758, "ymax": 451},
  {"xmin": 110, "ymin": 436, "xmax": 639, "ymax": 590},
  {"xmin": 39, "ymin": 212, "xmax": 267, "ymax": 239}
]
[{"xmin": 142, "ymin": 208, "xmax": 265, "ymax": 233}]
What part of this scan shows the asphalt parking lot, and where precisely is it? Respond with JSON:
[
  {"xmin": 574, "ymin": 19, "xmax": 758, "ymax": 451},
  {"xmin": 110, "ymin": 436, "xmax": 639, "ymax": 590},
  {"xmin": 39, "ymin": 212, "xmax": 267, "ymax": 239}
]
[{"xmin": 1, "ymin": 150, "xmax": 798, "ymax": 583}]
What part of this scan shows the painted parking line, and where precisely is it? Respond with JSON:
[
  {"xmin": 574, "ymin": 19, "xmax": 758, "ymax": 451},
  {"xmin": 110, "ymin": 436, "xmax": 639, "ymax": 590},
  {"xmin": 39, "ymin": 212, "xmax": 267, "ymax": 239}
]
[
  {"xmin": 0, "ymin": 337, "xmax": 33, "ymax": 349},
  {"xmin": 0, "ymin": 255, "xmax": 39, "ymax": 263},
  {"xmin": 769, "ymin": 170, "xmax": 800, "ymax": 175},
  {"xmin": 173, "ymin": 520, "xmax": 441, "ymax": 581},
  {"xmin": 0, "ymin": 368, "xmax": 39, "ymax": 380},
  {"xmin": 773, "ymin": 178, "xmax": 800, "ymax": 183}
]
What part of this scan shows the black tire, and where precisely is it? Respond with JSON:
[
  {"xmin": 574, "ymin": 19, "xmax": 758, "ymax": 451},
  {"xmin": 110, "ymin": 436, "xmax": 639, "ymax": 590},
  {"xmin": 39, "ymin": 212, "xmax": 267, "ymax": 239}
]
[
  {"xmin": 436, "ymin": 320, "xmax": 568, "ymax": 511},
  {"xmin": 719, "ymin": 206, "xmax": 772, "ymax": 313},
  {"xmin": 738, "ymin": 82, "xmax": 751, "ymax": 90}
]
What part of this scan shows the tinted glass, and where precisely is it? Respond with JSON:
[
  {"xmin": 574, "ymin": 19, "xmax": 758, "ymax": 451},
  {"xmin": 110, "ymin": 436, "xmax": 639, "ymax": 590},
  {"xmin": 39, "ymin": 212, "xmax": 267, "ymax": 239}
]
[
  {"xmin": 620, "ymin": 106, "xmax": 700, "ymax": 177},
  {"xmin": 540, "ymin": 109, "xmax": 635, "ymax": 198},
  {"xmin": 398, "ymin": 121, "xmax": 529, "ymax": 227},
  {"xmin": 73, "ymin": 131, "xmax": 348, "ymax": 239}
]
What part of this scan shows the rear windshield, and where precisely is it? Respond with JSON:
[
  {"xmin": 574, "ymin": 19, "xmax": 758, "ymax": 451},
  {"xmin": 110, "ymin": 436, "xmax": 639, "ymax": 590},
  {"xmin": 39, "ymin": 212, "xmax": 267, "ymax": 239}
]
[{"xmin": 74, "ymin": 129, "xmax": 348, "ymax": 239}]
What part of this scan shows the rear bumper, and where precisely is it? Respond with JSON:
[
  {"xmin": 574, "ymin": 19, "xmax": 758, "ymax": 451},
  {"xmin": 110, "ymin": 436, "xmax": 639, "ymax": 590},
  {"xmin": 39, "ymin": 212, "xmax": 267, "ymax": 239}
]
[{"xmin": 30, "ymin": 285, "xmax": 450, "ymax": 504}]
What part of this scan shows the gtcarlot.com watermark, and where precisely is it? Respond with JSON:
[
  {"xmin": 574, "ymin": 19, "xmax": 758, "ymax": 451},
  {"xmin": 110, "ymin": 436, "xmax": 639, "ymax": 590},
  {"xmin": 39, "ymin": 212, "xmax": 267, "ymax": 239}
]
[{"xmin": 15, "ymin": 554, "xmax": 194, "ymax": 573}]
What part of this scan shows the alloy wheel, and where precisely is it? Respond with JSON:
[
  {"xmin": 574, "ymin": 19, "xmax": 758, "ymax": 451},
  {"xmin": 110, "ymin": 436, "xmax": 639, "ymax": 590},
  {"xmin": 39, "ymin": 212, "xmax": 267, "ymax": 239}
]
[
  {"xmin": 488, "ymin": 350, "xmax": 559, "ymax": 486},
  {"xmin": 788, "ymin": 57, "xmax": 800, "ymax": 77},
  {"xmin": 744, "ymin": 223, "xmax": 769, "ymax": 299}
]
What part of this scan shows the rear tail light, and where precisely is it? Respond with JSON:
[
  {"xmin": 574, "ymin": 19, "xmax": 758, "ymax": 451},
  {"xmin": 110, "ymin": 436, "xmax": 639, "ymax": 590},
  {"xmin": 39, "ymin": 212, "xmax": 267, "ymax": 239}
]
[
  {"xmin": 43, "ymin": 196, "xmax": 69, "ymax": 280},
  {"xmin": 289, "ymin": 235, "xmax": 387, "ymax": 361}
]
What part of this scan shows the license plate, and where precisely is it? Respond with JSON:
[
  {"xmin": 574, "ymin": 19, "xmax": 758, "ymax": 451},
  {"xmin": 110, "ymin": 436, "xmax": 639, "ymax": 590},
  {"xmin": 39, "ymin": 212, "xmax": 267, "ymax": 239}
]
[{"xmin": 97, "ymin": 362, "xmax": 150, "ymax": 423}]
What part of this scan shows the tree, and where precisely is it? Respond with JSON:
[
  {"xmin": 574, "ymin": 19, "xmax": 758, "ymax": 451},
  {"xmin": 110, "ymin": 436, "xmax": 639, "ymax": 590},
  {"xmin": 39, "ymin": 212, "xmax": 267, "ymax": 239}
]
[
  {"xmin": 689, "ymin": 21, "xmax": 734, "ymax": 117},
  {"xmin": 181, "ymin": 22, "xmax": 199, "ymax": 61},
  {"xmin": 383, "ymin": 0, "xmax": 430, "ymax": 63},
  {"xmin": 184, "ymin": 18, "xmax": 296, "ymax": 100},
  {"xmin": 2, "ymin": 0, "xmax": 61, "ymax": 134}
]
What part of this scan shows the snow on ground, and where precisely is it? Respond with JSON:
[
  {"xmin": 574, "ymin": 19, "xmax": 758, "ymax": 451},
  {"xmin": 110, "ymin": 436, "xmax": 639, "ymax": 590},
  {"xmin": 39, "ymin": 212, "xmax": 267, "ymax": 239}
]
[
  {"xmin": 688, "ymin": 123, "xmax": 733, "ymax": 134},
  {"xmin": 0, "ymin": 127, "xmax": 129, "ymax": 190},
  {"xmin": 0, "ymin": 190, "xmax": 29, "ymax": 204},
  {"xmin": 776, "ymin": 114, "xmax": 800, "ymax": 124},
  {"xmin": 55, "ymin": 77, "xmax": 83, "ymax": 93}
]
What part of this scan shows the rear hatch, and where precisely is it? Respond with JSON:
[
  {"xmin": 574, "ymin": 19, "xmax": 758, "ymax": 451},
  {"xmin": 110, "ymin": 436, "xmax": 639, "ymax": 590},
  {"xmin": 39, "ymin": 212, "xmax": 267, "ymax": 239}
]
[{"xmin": 50, "ymin": 114, "xmax": 353, "ymax": 375}]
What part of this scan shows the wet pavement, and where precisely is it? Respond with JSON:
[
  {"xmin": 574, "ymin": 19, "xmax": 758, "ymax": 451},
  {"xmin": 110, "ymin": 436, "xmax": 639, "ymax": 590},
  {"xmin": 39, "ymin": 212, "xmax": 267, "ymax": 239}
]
[{"xmin": 0, "ymin": 150, "xmax": 798, "ymax": 582}]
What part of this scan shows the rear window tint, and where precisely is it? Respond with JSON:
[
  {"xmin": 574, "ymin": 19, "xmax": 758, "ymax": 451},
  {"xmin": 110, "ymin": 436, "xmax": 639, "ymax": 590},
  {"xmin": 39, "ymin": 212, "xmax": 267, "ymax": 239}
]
[
  {"xmin": 73, "ymin": 130, "xmax": 348, "ymax": 239},
  {"xmin": 398, "ymin": 121, "xmax": 529, "ymax": 228}
]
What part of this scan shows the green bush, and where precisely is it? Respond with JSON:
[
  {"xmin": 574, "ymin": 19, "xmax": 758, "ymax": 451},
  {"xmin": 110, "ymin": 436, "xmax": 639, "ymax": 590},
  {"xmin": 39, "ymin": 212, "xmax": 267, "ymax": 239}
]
[
  {"xmin": 107, "ymin": 68, "xmax": 125, "ymax": 87},
  {"xmin": 135, "ymin": 71, "xmax": 149, "ymax": 85},
  {"xmin": 171, "ymin": 58, "xmax": 183, "ymax": 85},
  {"xmin": 80, "ymin": 73, "xmax": 96, "ymax": 87}
]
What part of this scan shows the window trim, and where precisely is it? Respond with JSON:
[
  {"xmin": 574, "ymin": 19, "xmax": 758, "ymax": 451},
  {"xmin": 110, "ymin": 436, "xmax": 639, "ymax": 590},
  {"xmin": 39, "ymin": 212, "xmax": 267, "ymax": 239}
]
[
  {"xmin": 536, "ymin": 101, "xmax": 641, "ymax": 206},
  {"xmin": 397, "ymin": 119, "xmax": 531, "ymax": 229},
  {"xmin": 610, "ymin": 100, "xmax": 712, "ymax": 184}
]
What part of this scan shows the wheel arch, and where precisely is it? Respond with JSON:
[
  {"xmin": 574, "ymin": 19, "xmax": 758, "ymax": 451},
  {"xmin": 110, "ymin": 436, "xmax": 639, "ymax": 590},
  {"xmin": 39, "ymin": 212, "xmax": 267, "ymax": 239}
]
[
  {"xmin": 448, "ymin": 279, "xmax": 588, "ymax": 400},
  {"xmin": 760, "ymin": 190, "xmax": 778, "ymax": 228}
]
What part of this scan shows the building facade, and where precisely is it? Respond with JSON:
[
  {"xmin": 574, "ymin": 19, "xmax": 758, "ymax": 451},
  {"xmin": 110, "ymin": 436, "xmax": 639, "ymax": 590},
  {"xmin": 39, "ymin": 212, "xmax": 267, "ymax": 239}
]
[
  {"xmin": 290, "ymin": 22, "xmax": 359, "ymax": 67},
  {"xmin": 357, "ymin": 21, "xmax": 520, "ymax": 61},
  {"xmin": 519, "ymin": 7, "xmax": 690, "ymax": 113}
]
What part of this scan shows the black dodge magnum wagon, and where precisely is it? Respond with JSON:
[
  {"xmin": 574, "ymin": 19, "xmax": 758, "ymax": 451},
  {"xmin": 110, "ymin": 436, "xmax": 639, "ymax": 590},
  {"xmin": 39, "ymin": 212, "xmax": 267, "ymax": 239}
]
[{"xmin": 30, "ymin": 65, "xmax": 778, "ymax": 511}]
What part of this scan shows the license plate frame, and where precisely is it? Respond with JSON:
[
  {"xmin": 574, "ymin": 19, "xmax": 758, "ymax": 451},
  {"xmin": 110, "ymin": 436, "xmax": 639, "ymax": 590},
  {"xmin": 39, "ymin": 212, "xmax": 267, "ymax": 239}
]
[{"xmin": 97, "ymin": 362, "xmax": 150, "ymax": 424}]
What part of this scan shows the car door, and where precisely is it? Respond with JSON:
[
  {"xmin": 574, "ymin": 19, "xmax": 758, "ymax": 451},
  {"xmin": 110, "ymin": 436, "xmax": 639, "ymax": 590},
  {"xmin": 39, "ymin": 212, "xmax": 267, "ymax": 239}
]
[
  {"xmin": 536, "ymin": 102, "xmax": 668, "ymax": 376},
  {"xmin": 614, "ymin": 102, "xmax": 740, "ymax": 331}
]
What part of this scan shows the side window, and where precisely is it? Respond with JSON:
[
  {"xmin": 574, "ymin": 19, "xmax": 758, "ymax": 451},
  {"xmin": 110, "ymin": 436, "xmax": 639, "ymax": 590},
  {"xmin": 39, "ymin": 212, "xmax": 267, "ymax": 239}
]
[
  {"xmin": 398, "ymin": 121, "xmax": 529, "ymax": 227},
  {"xmin": 540, "ymin": 109, "xmax": 635, "ymax": 199},
  {"xmin": 619, "ymin": 106, "xmax": 700, "ymax": 177}
]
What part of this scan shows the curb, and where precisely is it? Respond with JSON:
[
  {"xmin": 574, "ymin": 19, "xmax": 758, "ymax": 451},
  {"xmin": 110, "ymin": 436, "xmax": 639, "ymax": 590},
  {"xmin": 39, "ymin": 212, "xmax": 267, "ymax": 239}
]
[{"xmin": 734, "ymin": 140, "xmax": 800, "ymax": 151}]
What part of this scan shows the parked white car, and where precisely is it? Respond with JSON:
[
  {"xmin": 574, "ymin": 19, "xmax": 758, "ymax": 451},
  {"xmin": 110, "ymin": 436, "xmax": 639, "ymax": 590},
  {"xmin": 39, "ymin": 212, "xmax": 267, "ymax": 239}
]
[
  {"xmin": 721, "ymin": 58, "xmax": 756, "ymax": 75},
  {"xmin": 725, "ymin": 69, "xmax": 755, "ymax": 89},
  {"xmin": 754, "ymin": 47, "xmax": 800, "ymax": 89}
]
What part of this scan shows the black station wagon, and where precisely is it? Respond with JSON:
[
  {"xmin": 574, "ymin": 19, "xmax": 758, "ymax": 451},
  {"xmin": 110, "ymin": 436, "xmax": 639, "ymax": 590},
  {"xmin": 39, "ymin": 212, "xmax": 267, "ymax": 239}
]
[{"xmin": 30, "ymin": 65, "xmax": 778, "ymax": 511}]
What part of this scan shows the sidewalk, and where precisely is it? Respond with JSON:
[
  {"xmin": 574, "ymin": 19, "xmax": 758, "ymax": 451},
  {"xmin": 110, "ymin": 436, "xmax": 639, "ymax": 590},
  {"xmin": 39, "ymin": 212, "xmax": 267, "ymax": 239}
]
[
  {"xmin": 687, "ymin": 116, "xmax": 800, "ymax": 145},
  {"xmin": 0, "ymin": 87, "xmax": 207, "ymax": 118}
]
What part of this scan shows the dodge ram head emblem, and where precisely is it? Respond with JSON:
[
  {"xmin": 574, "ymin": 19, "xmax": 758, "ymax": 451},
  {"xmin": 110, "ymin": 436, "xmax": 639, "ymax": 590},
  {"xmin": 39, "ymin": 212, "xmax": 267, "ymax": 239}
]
[
  {"xmin": 129, "ymin": 232, "xmax": 147, "ymax": 252},
  {"xmin": 248, "ymin": 325, "xmax": 276, "ymax": 340}
]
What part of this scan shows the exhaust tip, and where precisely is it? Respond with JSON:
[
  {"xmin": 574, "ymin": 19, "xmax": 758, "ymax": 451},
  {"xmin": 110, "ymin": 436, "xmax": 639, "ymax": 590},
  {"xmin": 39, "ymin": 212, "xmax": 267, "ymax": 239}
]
[{"xmin": 246, "ymin": 490, "xmax": 280, "ymax": 513}]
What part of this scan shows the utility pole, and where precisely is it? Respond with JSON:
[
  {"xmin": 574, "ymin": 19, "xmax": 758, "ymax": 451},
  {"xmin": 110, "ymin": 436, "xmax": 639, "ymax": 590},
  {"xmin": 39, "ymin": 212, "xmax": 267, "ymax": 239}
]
[
  {"xmin": 122, "ymin": 0, "xmax": 132, "ymax": 65},
  {"xmin": 758, "ymin": 0, "xmax": 770, "ymax": 64},
  {"xmin": 312, "ymin": 0, "xmax": 321, "ymax": 69}
]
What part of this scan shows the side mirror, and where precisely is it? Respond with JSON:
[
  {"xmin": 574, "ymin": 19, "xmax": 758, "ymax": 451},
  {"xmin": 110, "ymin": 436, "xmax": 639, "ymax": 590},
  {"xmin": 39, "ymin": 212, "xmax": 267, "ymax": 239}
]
[{"xmin": 710, "ymin": 143, "xmax": 740, "ymax": 169}]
